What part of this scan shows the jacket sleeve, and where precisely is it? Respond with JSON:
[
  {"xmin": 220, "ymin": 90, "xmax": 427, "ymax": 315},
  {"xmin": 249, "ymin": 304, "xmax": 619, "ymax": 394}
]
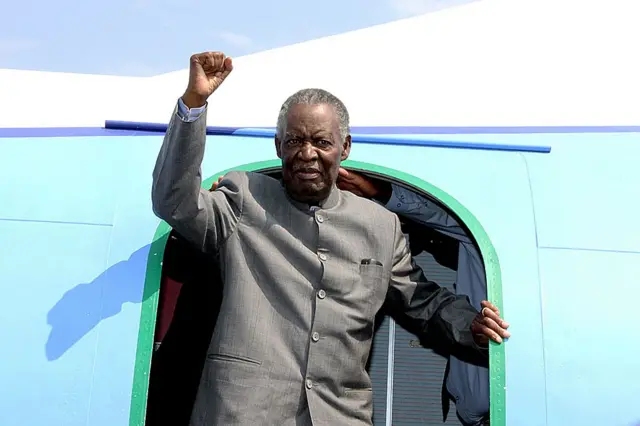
[
  {"xmin": 151, "ymin": 100, "xmax": 244, "ymax": 254},
  {"xmin": 385, "ymin": 214, "xmax": 487, "ymax": 360},
  {"xmin": 385, "ymin": 183, "xmax": 471, "ymax": 243}
]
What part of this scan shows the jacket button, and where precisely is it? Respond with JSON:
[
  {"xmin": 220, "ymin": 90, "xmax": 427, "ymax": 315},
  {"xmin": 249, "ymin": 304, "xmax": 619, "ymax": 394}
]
[{"xmin": 317, "ymin": 289, "xmax": 326, "ymax": 299}]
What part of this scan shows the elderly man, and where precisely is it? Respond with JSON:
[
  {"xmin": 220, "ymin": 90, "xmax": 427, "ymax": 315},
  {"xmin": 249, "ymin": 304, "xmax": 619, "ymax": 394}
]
[{"xmin": 151, "ymin": 51, "xmax": 510, "ymax": 426}]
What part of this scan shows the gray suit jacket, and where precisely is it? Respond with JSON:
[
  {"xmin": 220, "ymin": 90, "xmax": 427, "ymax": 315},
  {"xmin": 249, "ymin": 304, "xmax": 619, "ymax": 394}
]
[{"xmin": 151, "ymin": 102, "xmax": 484, "ymax": 426}]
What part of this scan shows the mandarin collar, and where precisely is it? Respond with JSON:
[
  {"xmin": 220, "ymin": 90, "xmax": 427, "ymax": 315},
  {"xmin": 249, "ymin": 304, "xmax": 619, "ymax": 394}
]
[{"xmin": 282, "ymin": 181, "xmax": 341, "ymax": 213}]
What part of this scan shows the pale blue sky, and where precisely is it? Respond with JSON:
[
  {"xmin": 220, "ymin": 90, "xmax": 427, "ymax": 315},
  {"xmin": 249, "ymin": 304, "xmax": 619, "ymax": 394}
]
[{"xmin": 0, "ymin": 0, "xmax": 473, "ymax": 76}]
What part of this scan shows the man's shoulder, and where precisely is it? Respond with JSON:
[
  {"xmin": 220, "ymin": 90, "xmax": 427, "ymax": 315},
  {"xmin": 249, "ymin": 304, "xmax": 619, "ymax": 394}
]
[
  {"xmin": 340, "ymin": 190, "xmax": 398, "ymax": 222},
  {"xmin": 221, "ymin": 170, "xmax": 284, "ymax": 200},
  {"xmin": 339, "ymin": 191, "xmax": 401, "ymax": 252},
  {"xmin": 245, "ymin": 171, "xmax": 282, "ymax": 190}
]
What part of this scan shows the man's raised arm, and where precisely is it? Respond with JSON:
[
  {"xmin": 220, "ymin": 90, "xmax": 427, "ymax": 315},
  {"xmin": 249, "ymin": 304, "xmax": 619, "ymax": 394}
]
[{"xmin": 151, "ymin": 51, "xmax": 240, "ymax": 253}]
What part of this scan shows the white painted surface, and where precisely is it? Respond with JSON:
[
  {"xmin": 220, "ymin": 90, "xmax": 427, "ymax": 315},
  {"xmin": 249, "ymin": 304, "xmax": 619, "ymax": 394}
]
[{"xmin": 1, "ymin": 0, "xmax": 638, "ymax": 128}]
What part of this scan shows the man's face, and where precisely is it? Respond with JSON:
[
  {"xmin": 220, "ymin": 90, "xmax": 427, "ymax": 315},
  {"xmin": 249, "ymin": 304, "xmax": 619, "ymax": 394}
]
[{"xmin": 276, "ymin": 103, "xmax": 351, "ymax": 204}]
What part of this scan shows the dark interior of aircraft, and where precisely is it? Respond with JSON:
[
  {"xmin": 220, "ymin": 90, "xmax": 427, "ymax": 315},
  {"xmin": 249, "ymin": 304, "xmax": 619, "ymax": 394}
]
[{"xmin": 144, "ymin": 169, "xmax": 489, "ymax": 426}]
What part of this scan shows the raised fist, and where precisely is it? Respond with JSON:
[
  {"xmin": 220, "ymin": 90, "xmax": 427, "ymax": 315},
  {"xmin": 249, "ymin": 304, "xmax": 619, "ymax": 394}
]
[{"xmin": 182, "ymin": 51, "xmax": 233, "ymax": 108}]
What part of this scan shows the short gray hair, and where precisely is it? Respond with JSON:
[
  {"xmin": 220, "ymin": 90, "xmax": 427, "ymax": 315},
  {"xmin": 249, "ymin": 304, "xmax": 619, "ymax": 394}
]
[{"xmin": 276, "ymin": 88, "xmax": 350, "ymax": 142}]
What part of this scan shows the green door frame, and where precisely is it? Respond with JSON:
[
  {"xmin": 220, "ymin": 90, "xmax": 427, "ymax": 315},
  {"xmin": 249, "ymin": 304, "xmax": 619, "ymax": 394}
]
[{"xmin": 129, "ymin": 159, "xmax": 506, "ymax": 426}]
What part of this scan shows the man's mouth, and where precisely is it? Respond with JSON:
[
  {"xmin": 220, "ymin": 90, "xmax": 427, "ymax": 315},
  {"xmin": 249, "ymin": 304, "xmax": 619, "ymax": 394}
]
[{"xmin": 294, "ymin": 168, "xmax": 321, "ymax": 180}]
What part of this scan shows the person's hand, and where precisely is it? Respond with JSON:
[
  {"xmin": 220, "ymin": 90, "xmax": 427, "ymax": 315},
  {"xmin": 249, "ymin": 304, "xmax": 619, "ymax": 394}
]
[
  {"xmin": 471, "ymin": 300, "xmax": 511, "ymax": 346},
  {"xmin": 182, "ymin": 51, "xmax": 233, "ymax": 108},
  {"xmin": 209, "ymin": 175, "xmax": 224, "ymax": 191},
  {"xmin": 337, "ymin": 168, "xmax": 392, "ymax": 203}
]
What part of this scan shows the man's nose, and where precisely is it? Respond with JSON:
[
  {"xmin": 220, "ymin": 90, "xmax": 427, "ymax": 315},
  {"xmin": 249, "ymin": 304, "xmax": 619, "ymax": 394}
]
[{"xmin": 298, "ymin": 142, "xmax": 318, "ymax": 161}]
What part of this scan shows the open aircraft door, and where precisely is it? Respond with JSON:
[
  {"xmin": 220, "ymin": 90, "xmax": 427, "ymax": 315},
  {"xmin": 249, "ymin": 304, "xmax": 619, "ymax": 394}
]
[{"xmin": 145, "ymin": 134, "xmax": 549, "ymax": 426}]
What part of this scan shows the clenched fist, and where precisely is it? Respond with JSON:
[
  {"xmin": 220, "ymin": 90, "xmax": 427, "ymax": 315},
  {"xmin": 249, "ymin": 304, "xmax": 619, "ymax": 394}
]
[{"xmin": 182, "ymin": 51, "xmax": 234, "ymax": 109}]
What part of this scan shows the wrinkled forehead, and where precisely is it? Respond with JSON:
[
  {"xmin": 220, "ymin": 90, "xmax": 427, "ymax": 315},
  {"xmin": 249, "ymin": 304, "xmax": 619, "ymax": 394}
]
[{"xmin": 285, "ymin": 103, "xmax": 341, "ymax": 136}]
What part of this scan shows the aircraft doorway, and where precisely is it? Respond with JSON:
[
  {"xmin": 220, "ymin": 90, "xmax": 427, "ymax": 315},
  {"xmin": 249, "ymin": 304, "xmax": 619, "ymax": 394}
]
[{"xmin": 143, "ymin": 161, "xmax": 505, "ymax": 426}]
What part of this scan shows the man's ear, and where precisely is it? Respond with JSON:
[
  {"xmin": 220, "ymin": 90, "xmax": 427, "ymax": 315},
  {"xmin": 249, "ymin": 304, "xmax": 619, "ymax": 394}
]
[
  {"xmin": 341, "ymin": 134, "xmax": 352, "ymax": 161},
  {"xmin": 275, "ymin": 137, "xmax": 282, "ymax": 159}
]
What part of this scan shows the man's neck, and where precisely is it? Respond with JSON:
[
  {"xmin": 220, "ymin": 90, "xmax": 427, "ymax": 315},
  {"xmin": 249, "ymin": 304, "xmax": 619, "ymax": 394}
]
[{"xmin": 282, "ymin": 182, "xmax": 340, "ymax": 211}]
